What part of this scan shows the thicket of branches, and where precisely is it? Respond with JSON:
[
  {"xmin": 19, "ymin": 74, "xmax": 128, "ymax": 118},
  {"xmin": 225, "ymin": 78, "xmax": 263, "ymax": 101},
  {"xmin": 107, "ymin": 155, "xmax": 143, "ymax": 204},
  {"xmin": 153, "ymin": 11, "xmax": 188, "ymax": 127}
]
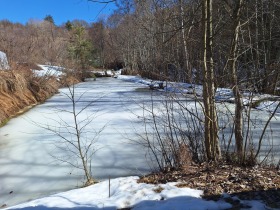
[
  {"xmin": 98, "ymin": 0, "xmax": 280, "ymax": 94},
  {"xmin": 98, "ymin": 0, "xmax": 280, "ymax": 167}
]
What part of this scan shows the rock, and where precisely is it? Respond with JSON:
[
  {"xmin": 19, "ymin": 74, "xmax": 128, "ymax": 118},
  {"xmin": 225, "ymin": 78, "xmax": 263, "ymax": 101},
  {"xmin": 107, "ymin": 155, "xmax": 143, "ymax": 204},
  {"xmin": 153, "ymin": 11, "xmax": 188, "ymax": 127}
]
[{"xmin": 0, "ymin": 51, "xmax": 10, "ymax": 70}]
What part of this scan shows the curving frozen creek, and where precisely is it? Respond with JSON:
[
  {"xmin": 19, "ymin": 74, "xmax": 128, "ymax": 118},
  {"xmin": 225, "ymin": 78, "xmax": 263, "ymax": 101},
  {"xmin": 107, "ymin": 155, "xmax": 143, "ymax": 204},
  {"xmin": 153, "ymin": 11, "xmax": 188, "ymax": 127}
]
[
  {"xmin": 0, "ymin": 77, "xmax": 280, "ymax": 208},
  {"xmin": 0, "ymin": 77, "xmax": 165, "ymax": 207}
]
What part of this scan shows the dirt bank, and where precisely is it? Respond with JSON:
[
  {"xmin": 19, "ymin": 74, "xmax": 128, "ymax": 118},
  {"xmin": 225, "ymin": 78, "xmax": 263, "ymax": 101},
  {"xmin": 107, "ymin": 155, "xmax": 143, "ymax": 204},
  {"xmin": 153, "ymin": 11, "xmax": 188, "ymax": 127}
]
[{"xmin": 0, "ymin": 65, "xmax": 79, "ymax": 126}]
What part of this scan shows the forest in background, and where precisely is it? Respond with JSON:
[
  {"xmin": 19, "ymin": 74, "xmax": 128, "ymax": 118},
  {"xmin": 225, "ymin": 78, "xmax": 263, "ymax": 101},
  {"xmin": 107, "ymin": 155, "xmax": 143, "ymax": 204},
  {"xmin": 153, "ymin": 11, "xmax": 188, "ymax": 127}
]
[{"xmin": 1, "ymin": 0, "xmax": 279, "ymax": 94}]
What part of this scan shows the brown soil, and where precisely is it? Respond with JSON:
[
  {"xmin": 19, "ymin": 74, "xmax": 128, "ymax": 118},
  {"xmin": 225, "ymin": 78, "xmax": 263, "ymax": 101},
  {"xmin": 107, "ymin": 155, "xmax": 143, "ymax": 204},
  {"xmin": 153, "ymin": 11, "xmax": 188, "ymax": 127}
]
[
  {"xmin": 139, "ymin": 163, "xmax": 280, "ymax": 209},
  {"xmin": 0, "ymin": 65, "xmax": 80, "ymax": 125}
]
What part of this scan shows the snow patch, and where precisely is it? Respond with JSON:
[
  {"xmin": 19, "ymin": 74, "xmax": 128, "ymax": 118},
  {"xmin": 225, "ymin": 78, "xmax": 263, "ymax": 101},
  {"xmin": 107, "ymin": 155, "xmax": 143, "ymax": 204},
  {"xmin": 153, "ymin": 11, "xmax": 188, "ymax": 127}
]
[
  {"xmin": 117, "ymin": 75, "xmax": 280, "ymax": 113},
  {"xmin": 0, "ymin": 51, "xmax": 10, "ymax": 70},
  {"xmin": 32, "ymin": 65, "xmax": 65, "ymax": 78},
  {"xmin": 7, "ymin": 176, "xmax": 233, "ymax": 210},
  {"xmin": 256, "ymin": 100, "xmax": 280, "ymax": 114}
]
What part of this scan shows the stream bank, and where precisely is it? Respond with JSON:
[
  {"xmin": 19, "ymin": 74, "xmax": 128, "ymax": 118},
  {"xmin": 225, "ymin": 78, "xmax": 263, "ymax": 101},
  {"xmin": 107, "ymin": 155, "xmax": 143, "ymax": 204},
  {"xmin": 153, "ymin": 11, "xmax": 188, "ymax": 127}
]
[{"xmin": 0, "ymin": 65, "xmax": 79, "ymax": 126}]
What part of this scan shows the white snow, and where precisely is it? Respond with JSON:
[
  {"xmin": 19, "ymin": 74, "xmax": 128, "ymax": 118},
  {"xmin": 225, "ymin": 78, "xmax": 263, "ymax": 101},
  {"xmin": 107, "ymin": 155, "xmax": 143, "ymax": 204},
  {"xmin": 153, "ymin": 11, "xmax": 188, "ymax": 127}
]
[
  {"xmin": 117, "ymin": 75, "xmax": 152, "ymax": 86},
  {"xmin": 32, "ymin": 65, "xmax": 65, "ymax": 77},
  {"xmin": 91, "ymin": 69, "xmax": 115, "ymax": 77},
  {"xmin": 0, "ymin": 51, "xmax": 9, "ymax": 70},
  {"xmin": 6, "ymin": 176, "xmax": 234, "ymax": 210},
  {"xmin": 117, "ymin": 75, "xmax": 280, "ymax": 114},
  {"xmin": 5, "ymin": 176, "xmax": 271, "ymax": 210},
  {"xmin": 256, "ymin": 100, "xmax": 280, "ymax": 114}
]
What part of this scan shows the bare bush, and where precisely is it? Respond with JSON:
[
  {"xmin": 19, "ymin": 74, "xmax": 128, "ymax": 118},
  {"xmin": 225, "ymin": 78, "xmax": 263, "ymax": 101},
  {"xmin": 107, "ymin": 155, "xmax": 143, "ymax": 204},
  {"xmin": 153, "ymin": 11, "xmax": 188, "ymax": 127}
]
[
  {"xmin": 34, "ymin": 82, "xmax": 105, "ymax": 186},
  {"xmin": 133, "ymin": 87, "xmax": 205, "ymax": 171}
]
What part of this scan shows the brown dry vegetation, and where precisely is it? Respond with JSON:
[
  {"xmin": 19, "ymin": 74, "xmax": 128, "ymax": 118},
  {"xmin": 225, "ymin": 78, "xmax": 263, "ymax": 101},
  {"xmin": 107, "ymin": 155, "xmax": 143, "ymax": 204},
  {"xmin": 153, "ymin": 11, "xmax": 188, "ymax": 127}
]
[
  {"xmin": 139, "ymin": 163, "xmax": 280, "ymax": 209},
  {"xmin": 0, "ymin": 64, "xmax": 79, "ymax": 126},
  {"xmin": 0, "ymin": 71, "xmax": 57, "ymax": 125}
]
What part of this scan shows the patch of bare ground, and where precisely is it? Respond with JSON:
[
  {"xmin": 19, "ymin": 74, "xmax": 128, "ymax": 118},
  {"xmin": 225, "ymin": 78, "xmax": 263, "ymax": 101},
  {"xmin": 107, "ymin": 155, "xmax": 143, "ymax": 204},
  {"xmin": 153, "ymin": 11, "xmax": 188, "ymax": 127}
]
[{"xmin": 138, "ymin": 163, "xmax": 280, "ymax": 209}]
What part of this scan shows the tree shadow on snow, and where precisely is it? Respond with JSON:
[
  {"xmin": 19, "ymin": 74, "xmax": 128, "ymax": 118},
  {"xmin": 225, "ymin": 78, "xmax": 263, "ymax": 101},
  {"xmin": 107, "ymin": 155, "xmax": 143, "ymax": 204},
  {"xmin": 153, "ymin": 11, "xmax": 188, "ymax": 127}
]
[{"xmin": 7, "ymin": 196, "xmax": 234, "ymax": 210}]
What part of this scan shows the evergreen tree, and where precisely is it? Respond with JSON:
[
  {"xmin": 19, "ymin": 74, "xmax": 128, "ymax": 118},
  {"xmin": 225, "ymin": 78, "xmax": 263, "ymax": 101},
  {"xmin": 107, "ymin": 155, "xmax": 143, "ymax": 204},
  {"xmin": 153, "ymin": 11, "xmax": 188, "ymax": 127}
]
[
  {"xmin": 44, "ymin": 15, "xmax": 55, "ymax": 25},
  {"xmin": 68, "ymin": 26, "xmax": 93, "ymax": 80},
  {"xmin": 65, "ymin": 20, "xmax": 73, "ymax": 31}
]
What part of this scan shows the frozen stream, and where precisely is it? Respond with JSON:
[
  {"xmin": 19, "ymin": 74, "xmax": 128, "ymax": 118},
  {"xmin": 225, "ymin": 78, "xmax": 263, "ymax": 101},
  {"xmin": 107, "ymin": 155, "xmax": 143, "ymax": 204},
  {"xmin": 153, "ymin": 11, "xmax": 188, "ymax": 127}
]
[
  {"xmin": 1, "ymin": 77, "xmax": 280, "ymax": 208},
  {"xmin": 0, "ymin": 78, "xmax": 167, "ymax": 207}
]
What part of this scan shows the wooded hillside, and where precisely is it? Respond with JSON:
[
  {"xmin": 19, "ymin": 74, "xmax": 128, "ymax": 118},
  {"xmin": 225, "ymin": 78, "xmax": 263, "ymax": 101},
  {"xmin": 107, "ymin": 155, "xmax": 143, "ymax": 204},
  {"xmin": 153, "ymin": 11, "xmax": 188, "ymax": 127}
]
[{"xmin": 1, "ymin": 1, "xmax": 279, "ymax": 94}]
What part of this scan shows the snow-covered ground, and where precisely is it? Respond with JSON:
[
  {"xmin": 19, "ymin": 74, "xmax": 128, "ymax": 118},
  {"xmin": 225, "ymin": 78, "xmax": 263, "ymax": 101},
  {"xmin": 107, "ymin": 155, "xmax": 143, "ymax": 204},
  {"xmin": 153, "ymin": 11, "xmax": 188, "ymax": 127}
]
[
  {"xmin": 32, "ymin": 65, "xmax": 65, "ymax": 78},
  {"xmin": 6, "ymin": 176, "xmax": 269, "ymax": 210},
  {"xmin": 256, "ymin": 100, "xmax": 280, "ymax": 113},
  {"xmin": 118, "ymin": 75, "xmax": 280, "ymax": 114}
]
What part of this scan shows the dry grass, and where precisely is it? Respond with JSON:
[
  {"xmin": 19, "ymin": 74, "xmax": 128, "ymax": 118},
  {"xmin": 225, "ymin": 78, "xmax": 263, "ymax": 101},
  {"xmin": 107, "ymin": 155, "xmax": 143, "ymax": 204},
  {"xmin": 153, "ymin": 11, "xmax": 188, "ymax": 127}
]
[{"xmin": 0, "ymin": 64, "xmax": 75, "ymax": 125}]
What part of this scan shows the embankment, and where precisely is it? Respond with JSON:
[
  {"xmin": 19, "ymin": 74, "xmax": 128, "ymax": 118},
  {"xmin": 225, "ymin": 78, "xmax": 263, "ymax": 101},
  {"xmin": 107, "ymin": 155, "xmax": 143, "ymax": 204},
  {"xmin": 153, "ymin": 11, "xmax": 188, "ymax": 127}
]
[{"xmin": 0, "ymin": 68, "xmax": 79, "ymax": 126}]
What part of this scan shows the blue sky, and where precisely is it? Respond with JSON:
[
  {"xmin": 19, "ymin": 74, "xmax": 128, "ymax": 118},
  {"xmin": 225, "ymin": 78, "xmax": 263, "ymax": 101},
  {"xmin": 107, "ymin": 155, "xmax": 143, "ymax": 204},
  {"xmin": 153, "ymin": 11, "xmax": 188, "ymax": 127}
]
[{"xmin": 0, "ymin": 0, "xmax": 117, "ymax": 25}]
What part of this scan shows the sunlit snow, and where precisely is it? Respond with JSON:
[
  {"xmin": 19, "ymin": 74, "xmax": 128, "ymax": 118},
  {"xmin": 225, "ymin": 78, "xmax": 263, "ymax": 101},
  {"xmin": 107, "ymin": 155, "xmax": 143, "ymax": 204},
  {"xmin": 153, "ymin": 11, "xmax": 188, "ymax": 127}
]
[
  {"xmin": 0, "ymin": 51, "xmax": 9, "ymax": 70},
  {"xmin": 5, "ymin": 176, "xmax": 233, "ymax": 210},
  {"xmin": 5, "ymin": 176, "xmax": 271, "ymax": 210},
  {"xmin": 32, "ymin": 65, "xmax": 65, "ymax": 77}
]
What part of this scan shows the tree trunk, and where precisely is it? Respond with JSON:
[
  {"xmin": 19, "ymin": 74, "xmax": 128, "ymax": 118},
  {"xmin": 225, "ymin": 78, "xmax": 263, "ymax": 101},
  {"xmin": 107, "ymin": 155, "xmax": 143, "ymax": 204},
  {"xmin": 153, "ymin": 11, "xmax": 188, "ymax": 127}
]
[
  {"xmin": 202, "ymin": 0, "xmax": 221, "ymax": 161},
  {"xmin": 179, "ymin": 0, "xmax": 190, "ymax": 82},
  {"xmin": 227, "ymin": 0, "xmax": 245, "ymax": 163}
]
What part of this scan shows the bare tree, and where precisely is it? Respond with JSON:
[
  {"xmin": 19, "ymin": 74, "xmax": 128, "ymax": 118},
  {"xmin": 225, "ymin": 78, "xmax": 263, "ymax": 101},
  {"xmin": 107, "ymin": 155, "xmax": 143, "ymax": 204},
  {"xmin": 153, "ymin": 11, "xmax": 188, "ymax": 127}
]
[
  {"xmin": 202, "ymin": 0, "xmax": 220, "ymax": 161},
  {"xmin": 36, "ymin": 82, "xmax": 105, "ymax": 186}
]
